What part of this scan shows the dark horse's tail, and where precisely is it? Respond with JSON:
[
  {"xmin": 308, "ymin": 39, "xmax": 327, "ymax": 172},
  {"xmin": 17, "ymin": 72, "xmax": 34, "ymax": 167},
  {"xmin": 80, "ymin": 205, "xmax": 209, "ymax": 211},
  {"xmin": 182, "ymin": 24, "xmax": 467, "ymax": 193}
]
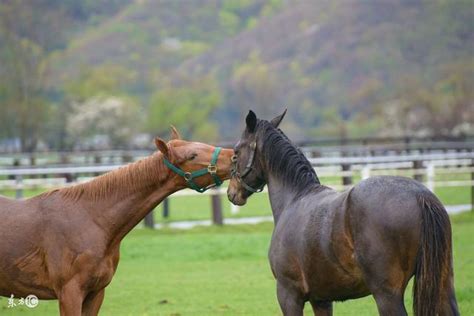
[{"xmin": 414, "ymin": 193, "xmax": 459, "ymax": 316}]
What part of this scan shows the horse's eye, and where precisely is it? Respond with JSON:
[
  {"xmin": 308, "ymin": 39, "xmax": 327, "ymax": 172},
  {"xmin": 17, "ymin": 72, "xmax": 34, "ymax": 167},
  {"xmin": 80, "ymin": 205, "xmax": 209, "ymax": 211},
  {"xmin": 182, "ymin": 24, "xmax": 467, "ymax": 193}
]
[{"xmin": 189, "ymin": 153, "xmax": 197, "ymax": 160}]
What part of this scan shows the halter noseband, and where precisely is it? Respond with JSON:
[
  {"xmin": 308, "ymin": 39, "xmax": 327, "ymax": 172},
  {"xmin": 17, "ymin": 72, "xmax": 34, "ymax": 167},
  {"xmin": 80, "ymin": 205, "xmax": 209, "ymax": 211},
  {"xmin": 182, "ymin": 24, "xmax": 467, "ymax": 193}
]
[
  {"xmin": 163, "ymin": 147, "xmax": 223, "ymax": 193},
  {"xmin": 230, "ymin": 140, "xmax": 265, "ymax": 193}
]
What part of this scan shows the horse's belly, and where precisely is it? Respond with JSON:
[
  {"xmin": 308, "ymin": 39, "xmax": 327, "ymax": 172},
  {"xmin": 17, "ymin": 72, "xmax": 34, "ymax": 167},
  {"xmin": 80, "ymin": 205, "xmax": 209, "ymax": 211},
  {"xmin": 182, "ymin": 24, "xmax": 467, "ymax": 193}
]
[
  {"xmin": 0, "ymin": 271, "xmax": 56, "ymax": 299},
  {"xmin": 309, "ymin": 274, "xmax": 370, "ymax": 301},
  {"xmin": 304, "ymin": 253, "xmax": 371, "ymax": 301},
  {"xmin": 0, "ymin": 246, "xmax": 56, "ymax": 299}
]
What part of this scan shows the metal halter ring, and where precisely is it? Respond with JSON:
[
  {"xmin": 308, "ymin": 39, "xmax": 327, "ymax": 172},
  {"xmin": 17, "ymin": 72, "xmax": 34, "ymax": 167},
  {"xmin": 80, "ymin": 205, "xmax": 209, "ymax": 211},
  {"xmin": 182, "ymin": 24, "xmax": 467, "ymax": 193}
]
[
  {"xmin": 184, "ymin": 172, "xmax": 193, "ymax": 181},
  {"xmin": 207, "ymin": 165, "xmax": 217, "ymax": 174}
]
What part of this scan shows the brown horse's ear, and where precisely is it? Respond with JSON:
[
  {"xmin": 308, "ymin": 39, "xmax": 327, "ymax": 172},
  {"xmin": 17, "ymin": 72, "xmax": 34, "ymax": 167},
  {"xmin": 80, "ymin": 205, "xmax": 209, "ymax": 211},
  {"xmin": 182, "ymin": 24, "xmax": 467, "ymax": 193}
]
[
  {"xmin": 246, "ymin": 110, "xmax": 257, "ymax": 133},
  {"xmin": 170, "ymin": 125, "xmax": 182, "ymax": 140},
  {"xmin": 270, "ymin": 109, "xmax": 287, "ymax": 128},
  {"xmin": 154, "ymin": 137, "xmax": 170, "ymax": 159}
]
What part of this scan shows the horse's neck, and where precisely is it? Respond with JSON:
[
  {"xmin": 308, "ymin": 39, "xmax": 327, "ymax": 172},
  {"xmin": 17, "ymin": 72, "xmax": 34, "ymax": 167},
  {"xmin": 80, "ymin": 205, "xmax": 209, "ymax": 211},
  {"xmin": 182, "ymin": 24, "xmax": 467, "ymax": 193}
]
[
  {"xmin": 266, "ymin": 174, "xmax": 297, "ymax": 224},
  {"xmin": 61, "ymin": 153, "xmax": 182, "ymax": 245},
  {"xmin": 106, "ymin": 181, "xmax": 177, "ymax": 245}
]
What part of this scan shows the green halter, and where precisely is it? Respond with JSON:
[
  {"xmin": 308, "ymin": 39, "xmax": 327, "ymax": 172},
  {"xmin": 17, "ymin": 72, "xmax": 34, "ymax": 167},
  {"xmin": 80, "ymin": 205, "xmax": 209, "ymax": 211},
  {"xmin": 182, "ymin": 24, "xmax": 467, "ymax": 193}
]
[{"xmin": 163, "ymin": 147, "xmax": 223, "ymax": 193}]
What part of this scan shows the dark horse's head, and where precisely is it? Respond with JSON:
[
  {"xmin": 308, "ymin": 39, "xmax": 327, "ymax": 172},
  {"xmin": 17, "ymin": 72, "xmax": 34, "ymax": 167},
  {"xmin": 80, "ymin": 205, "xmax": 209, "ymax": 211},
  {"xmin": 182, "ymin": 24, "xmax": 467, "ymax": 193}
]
[{"xmin": 227, "ymin": 109, "xmax": 287, "ymax": 205}]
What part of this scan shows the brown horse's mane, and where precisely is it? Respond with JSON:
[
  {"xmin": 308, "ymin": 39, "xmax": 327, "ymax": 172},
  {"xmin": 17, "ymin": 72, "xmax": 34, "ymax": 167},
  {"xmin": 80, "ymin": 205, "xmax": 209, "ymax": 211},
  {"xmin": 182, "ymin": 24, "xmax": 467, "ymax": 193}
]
[{"xmin": 45, "ymin": 152, "xmax": 169, "ymax": 202}]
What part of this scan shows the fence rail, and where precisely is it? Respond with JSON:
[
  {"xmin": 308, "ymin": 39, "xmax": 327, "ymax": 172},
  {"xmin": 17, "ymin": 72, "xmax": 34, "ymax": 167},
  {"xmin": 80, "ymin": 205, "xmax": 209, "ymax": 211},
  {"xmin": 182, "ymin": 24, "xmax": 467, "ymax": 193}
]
[
  {"xmin": 1, "ymin": 137, "xmax": 473, "ymax": 167},
  {"xmin": 0, "ymin": 151, "xmax": 473, "ymax": 227}
]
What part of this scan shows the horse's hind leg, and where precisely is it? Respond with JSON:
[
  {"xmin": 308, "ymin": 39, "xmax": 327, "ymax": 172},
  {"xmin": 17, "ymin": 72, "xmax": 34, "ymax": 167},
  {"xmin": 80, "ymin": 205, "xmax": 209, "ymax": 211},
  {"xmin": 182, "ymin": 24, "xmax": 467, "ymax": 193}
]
[
  {"xmin": 310, "ymin": 300, "xmax": 332, "ymax": 316},
  {"xmin": 356, "ymin": 244, "xmax": 413, "ymax": 315},
  {"xmin": 372, "ymin": 291, "xmax": 407, "ymax": 316},
  {"xmin": 276, "ymin": 281, "xmax": 305, "ymax": 316}
]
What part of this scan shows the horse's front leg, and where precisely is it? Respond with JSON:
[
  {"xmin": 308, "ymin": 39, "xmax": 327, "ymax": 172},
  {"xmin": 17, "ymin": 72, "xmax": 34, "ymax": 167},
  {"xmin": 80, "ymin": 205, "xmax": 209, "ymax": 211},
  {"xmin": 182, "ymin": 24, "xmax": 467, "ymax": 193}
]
[
  {"xmin": 57, "ymin": 279, "xmax": 85, "ymax": 316},
  {"xmin": 277, "ymin": 281, "xmax": 305, "ymax": 316},
  {"xmin": 310, "ymin": 300, "xmax": 333, "ymax": 316},
  {"xmin": 81, "ymin": 289, "xmax": 105, "ymax": 316}
]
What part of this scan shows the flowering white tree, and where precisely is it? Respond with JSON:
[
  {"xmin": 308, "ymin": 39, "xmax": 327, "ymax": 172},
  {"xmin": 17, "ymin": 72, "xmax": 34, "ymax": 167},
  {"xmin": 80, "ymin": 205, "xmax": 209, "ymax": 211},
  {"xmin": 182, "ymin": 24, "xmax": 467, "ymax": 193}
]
[{"xmin": 67, "ymin": 96, "xmax": 142, "ymax": 148}]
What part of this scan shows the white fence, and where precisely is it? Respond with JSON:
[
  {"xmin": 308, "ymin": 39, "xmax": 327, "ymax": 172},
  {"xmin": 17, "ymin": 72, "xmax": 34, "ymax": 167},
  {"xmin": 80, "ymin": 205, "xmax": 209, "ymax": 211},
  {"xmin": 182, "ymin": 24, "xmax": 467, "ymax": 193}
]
[
  {"xmin": 0, "ymin": 152, "xmax": 472, "ymax": 221},
  {"xmin": 1, "ymin": 151, "xmax": 473, "ymax": 192}
]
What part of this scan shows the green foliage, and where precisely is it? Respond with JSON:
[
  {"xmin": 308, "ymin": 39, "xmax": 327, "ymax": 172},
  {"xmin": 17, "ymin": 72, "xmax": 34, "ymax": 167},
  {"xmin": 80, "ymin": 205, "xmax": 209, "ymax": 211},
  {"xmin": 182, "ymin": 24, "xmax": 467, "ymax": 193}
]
[
  {"xmin": 373, "ymin": 60, "xmax": 474, "ymax": 136},
  {"xmin": 147, "ymin": 76, "xmax": 221, "ymax": 141},
  {"xmin": 64, "ymin": 64, "xmax": 137, "ymax": 101},
  {"xmin": 230, "ymin": 53, "xmax": 281, "ymax": 118},
  {"xmin": 1, "ymin": 0, "xmax": 473, "ymax": 150},
  {"xmin": 219, "ymin": 10, "xmax": 240, "ymax": 35},
  {"xmin": 0, "ymin": 2, "xmax": 55, "ymax": 151}
]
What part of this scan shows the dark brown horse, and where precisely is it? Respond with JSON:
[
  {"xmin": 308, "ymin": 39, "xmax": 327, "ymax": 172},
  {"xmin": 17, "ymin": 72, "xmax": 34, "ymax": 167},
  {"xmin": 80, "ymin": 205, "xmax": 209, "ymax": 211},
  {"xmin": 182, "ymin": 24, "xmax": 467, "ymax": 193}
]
[
  {"xmin": 227, "ymin": 110, "xmax": 459, "ymax": 316},
  {"xmin": 0, "ymin": 127, "xmax": 233, "ymax": 316}
]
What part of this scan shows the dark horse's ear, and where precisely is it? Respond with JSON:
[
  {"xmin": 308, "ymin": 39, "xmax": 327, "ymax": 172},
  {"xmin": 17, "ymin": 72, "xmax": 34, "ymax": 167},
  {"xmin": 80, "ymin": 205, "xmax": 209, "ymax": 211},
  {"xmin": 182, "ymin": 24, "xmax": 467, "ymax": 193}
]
[
  {"xmin": 246, "ymin": 110, "xmax": 257, "ymax": 133},
  {"xmin": 154, "ymin": 137, "xmax": 170, "ymax": 159},
  {"xmin": 170, "ymin": 125, "xmax": 182, "ymax": 140},
  {"xmin": 270, "ymin": 109, "xmax": 287, "ymax": 128}
]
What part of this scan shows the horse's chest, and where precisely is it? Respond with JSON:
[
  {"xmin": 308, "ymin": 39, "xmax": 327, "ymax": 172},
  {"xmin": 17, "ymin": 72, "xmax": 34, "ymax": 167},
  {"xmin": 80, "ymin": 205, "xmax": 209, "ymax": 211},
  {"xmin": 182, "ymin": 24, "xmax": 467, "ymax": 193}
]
[{"xmin": 83, "ymin": 252, "xmax": 120, "ymax": 291}]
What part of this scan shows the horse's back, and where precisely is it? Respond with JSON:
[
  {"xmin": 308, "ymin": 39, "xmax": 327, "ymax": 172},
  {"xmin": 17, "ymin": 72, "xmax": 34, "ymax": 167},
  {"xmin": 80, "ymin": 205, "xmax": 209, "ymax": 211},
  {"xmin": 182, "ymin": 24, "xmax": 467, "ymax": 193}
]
[
  {"xmin": 0, "ymin": 195, "xmax": 42, "ymax": 226},
  {"xmin": 349, "ymin": 175, "xmax": 433, "ymax": 227}
]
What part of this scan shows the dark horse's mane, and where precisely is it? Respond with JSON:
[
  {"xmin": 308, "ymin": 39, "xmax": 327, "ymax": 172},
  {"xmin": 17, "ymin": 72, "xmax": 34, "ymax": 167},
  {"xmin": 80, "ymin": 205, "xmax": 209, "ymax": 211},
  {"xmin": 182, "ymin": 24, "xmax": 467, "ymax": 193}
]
[{"xmin": 257, "ymin": 120, "xmax": 320, "ymax": 195}]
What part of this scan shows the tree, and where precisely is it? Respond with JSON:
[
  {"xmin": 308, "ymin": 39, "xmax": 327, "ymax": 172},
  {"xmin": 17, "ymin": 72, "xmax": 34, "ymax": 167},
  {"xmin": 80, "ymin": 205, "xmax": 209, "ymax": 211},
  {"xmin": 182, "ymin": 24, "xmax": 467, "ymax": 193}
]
[
  {"xmin": 374, "ymin": 61, "xmax": 474, "ymax": 136},
  {"xmin": 230, "ymin": 52, "xmax": 281, "ymax": 120},
  {"xmin": 67, "ymin": 96, "xmax": 142, "ymax": 148},
  {"xmin": 0, "ymin": 1, "xmax": 67, "ymax": 151},
  {"xmin": 147, "ymin": 76, "xmax": 221, "ymax": 141}
]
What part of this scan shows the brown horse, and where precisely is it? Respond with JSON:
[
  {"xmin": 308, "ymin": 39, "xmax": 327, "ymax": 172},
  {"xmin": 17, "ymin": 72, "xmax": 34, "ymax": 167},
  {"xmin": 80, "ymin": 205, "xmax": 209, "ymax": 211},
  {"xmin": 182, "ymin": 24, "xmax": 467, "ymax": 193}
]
[
  {"xmin": 227, "ymin": 110, "xmax": 459, "ymax": 316},
  {"xmin": 0, "ymin": 127, "xmax": 233, "ymax": 315}
]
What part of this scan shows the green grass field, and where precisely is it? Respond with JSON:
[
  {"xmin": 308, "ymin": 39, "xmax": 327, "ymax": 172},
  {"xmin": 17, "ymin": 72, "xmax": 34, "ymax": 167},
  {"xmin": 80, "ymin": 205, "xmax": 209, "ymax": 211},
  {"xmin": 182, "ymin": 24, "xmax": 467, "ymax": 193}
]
[
  {"xmin": 0, "ymin": 177, "xmax": 472, "ymax": 315},
  {"xmin": 1, "ymin": 212, "xmax": 473, "ymax": 316}
]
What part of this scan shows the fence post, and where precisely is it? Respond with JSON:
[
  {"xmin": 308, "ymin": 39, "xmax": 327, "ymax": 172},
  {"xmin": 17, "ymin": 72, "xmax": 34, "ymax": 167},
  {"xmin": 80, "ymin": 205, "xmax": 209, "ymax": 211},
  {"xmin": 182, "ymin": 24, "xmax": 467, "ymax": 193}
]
[
  {"xmin": 122, "ymin": 152, "xmax": 133, "ymax": 163},
  {"xmin": 8, "ymin": 159, "xmax": 20, "ymax": 180},
  {"xmin": 162, "ymin": 198, "xmax": 169, "ymax": 218},
  {"xmin": 341, "ymin": 164, "xmax": 352, "ymax": 187},
  {"xmin": 94, "ymin": 155, "xmax": 102, "ymax": 176},
  {"xmin": 211, "ymin": 189, "xmax": 223, "ymax": 225},
  {"xmin": 361, "ymin": 165, "xmax": 371, "ymax": 180},
  {"xmin": 61, "ymin": 154, "xmax": 74, "ymax": 183},
  {"xmin": 15, "ymin": 175, "xmax": 23, "ymax": 199},
  {"xmin": 413, "ymin": 160, "xmax": 423, "ymax": 182},
  {"xmin": 471, "ymin": 159, "xmax": 474, "ymax": 212},
  {"xmin": 30, "ymin": 155, "xmax": 36, "ymax": 179},
  {"xmin": 144, "ymin": 212, "xmax": 154, "ymax": 229},
  {"xmin": 426, "ymin": 163, "xmax": 435, "ymax": 192}
]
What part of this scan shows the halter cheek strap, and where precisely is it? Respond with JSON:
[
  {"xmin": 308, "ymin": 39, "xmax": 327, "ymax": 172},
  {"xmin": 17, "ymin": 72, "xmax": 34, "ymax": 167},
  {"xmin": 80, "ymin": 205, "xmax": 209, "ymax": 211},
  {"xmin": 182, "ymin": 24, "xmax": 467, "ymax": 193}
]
[
  {"xmin": 163, "ymin": 147, "xmax": 223, "ymax": 193},
  {"xmin": 231, "ymin": 141, "xmax": 266, "ymax": 193}
]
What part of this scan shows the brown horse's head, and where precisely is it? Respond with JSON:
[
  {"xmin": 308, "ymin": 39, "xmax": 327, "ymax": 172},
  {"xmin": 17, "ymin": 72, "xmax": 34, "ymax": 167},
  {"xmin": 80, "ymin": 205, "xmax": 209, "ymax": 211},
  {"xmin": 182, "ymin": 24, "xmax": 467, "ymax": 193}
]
[
  {"xmin": 227, "ymin": 110, "xmax": 286, "ymax": 205},
  {"xmin": 155, "ymin": 126, "xmax": 234, "ymax": 191}
]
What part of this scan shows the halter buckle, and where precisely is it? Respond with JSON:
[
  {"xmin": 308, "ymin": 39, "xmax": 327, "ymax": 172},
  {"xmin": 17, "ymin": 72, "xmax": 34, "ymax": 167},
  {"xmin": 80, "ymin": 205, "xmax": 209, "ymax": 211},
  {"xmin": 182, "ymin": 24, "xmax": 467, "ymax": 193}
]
[
  {"xmin": 184, "ymin": 172, "xmax": 192, "ymax": 181},
  {"xmin": 207, "ymin": 164, "xmax": 217, "ymax": 174}
]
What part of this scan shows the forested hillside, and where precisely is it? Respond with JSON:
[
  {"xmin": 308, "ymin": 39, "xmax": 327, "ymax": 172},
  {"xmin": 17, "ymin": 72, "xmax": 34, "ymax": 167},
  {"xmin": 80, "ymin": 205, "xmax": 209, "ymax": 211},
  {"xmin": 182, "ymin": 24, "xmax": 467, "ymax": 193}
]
[{"xmin": 0, "ymin": 0, "xmax": 472, "ymax": 151}]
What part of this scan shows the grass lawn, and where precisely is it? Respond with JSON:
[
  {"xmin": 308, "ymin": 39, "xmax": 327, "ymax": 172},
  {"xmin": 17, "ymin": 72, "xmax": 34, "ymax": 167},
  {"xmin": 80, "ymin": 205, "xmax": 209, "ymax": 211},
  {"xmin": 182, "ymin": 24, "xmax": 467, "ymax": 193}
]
[{"xmin": 1, "ymin": 212, "xmax": 473, "ymax": 316}]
